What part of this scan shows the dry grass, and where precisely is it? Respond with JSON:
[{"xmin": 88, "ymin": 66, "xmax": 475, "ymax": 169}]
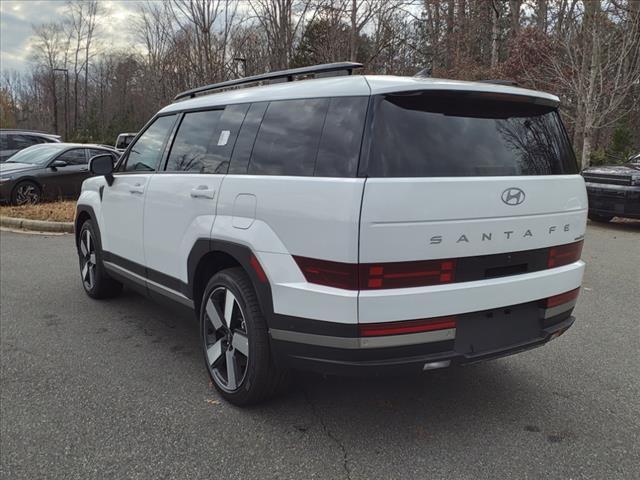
[{"xmin": 0, "ymin": 200, "xmax": 76, "ymax": 223}]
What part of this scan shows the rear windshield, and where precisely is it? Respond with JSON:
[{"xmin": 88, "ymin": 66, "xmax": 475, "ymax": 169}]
[{"xmin": 364, "ymin": 92, "xmax": 578, "ymax": 177}]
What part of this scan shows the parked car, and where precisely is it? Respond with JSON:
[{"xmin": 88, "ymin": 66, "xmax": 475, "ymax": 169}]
[
  {"xmin": 115, "ymin": 132, "xmax": 137, "ymax": 153},
  {"xmin": 0, "ymin": 129, "xmax": 62, "ymax": 162},
  {"xmin": 76, "ymin": 62, "xmax": 587, "ymax": 406},
  {"xmin": 581, "ymin": 154, "xmax": 640, "ymax": 222},
  {"xmin": 0, "ymin": 143, "xmax": 118, "ymax": 205}
]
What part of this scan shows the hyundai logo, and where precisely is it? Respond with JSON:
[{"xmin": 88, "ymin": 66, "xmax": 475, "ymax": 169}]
[{"xmin": 501, "ymin": 187, "xmax": 526, "ymax": 206}]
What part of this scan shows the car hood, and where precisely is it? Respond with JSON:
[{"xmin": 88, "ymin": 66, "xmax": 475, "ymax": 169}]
[
  {"xmin": 583, "ymin": 164, "xmax": 640, "ymax": 176},
  {"xmin": 0, "ymin": 162, "xmax": 39, "ymax": 175}
]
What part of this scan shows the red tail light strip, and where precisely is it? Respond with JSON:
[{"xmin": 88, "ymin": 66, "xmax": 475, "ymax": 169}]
[
  {"xmin": 294, "ymin": 241, "xmax": 583, "ymax": 290},
  {"xmin": 359, "ymin": 316, "xmax": 457, "ymax": 337}
]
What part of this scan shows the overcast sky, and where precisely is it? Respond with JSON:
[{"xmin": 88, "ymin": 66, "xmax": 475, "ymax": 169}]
[{"xmin": 0, "ymin": 0, "xmax": 148, "ymax": 73}]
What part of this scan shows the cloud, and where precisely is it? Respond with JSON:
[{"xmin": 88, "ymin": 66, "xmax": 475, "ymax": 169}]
[{"xmin": 0, "ymin": 0, "xmax": 147, "ymax": 73}]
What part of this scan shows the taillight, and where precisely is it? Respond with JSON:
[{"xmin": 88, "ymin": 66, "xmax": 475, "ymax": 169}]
[
  {"xmin": 293, "ymin": 257, "xmax": 456, "ymax": 290},
  {"xmin": 545, "ymin": 288, "xmax": 580, "ymax": 308},
  {"xmin": 548, "ymin": 241, "xmax": 583, "ymax": 268},
  {"xmin": 293, "ymin": 256, "xmax": 359, "ymax": 290},
  {"xmin": 359, "ymin": 259, "xmax": 456, "ymax": 289},
  {"xmin": 359, "ymin": 316, "xmax": 457, "ymax": 337}
]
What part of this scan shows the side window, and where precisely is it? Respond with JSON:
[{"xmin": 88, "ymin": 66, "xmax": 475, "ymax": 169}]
[
  {"xmin": 314, "ymin": 97, "xmax": 368, "ymax": 177},
  {"xmin": 11, "ymin": 134, "xmax": 40, "ymax": 149},
  {"xmin": 228, "ymin": 102, "xmax": 268, "ymax": 174},
  {"xmin": 165, "ymin": 105, "xmax": 248, "ymax": 174},
  {"xmin": 123, "ymin": 115, "xmax": 176, "ymax": 172},
  {"xmin": 248, "ymin": 98, "xmax": 329, "ymax": 176},
  {"xmin": 57, "ymin": 148, "xmax": 88, "ymax": 165},
  {"xmin": 0, "ymin": 134, "xmax": 8, "ymax": 150}
]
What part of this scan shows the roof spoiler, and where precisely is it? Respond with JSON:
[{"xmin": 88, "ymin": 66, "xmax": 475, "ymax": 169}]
[{"xmin": 174, "ymin": 62, "xmax": 363, "ymax": 102}]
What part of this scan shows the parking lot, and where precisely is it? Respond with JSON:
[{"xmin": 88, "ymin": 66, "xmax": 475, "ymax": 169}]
[{"xmin": 1, "ymin": 221, "xmax": 638, "ymax": 480}]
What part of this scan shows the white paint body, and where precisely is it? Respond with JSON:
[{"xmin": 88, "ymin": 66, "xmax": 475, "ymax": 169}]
[{"xmin": 77, "ymin": 74, "xmax": 587, "ymax": 330}]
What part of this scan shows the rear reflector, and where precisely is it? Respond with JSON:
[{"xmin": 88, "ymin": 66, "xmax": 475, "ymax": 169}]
[
  {"xmin": 545, "ymin": 288, "xmax": 580, "ymax": 308},
  {"xmin": 358, "ymin": 316, "xmax": 457, "ymax": 337},
  {"xmin": 548, "ymin": 241, "xmax": 583, "ymax": 268}
]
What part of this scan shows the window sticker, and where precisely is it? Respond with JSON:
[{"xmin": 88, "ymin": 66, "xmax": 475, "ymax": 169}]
[{"xmin": 217, "ymin": 130, "xmax": 230, "ymax": 146}]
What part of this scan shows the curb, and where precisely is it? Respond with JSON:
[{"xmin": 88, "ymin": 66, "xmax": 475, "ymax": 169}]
[{"xmin": 0, "ymin": 216, "xmax": 74, "ymax": 233}]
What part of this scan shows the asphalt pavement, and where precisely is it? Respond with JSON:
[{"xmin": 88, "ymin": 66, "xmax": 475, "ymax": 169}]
[{"xmin": 1, "ymin": 221, "xmax": 639, "ymax": 480}]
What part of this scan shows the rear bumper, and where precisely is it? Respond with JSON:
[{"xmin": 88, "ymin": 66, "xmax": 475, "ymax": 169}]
[
  {"xmin": 269, "ymin": 300, "xmax": 576, "ymax": 376},
  {"xmin": 585, "ymin": 182, "xmax": 640, "ymax": 219}
]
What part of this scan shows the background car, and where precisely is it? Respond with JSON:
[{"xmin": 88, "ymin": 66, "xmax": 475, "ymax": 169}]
[
  {"xmin": 0, "ymin": 143, "xmax": 118, "ymax": 205},
  {"xmin": 115, "ymin": 132, "xmax": 137, "ymax": 153},
  {"xmin": 0, "ymin": 129, "xmax": 62, "ymax": 162},
  {"xmin": 582, "ymin": 154, "xmax": 640, "ymax": 222}
]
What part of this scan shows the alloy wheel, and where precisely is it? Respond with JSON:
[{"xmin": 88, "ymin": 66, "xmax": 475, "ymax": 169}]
[
  {"xmin": 80, "ymin": 229, "xmax": 96, "ymax": 290},
  {"xmin": 204, "ymin": 287, "xmax": 250, "ymax": 392},
  {"xmin": 15, "ymin": 184, "xmax": 39, "ymax": 205}
]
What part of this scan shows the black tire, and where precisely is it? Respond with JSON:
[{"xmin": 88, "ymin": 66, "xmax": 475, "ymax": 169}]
[
  {"xmin": 11, "ymin": 180, "xmax": 41, "ymax": 205},
  {"xmin": 200, "ymin": 267, "xmax": 289, "ymax": 406},
  {"xmin": 588, "ymin": 212, "xmax": 614, "ymax": 223},
  {"xmin": 77, "ymin": 220, "xmax": 123, "ymax": 299}
]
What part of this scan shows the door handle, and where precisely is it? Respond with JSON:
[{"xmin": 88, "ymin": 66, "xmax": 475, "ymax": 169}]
[
  {"xmin": 130, "ymin": 183, "xmax": 145, "ymax": 195},
  {"xmin": 190, "ymin": 185, "xmax": 215, "ymax": 199}
]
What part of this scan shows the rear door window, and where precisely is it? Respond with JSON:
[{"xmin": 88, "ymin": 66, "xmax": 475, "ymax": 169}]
[
  {"xmin": 57, "ymin": 148, "xmax": 88, "ymax": 165},
  {"xmin": 364, "ymin": 92, "xmax": 578, "ymax": 177},
  {"xmin": 10, "ymin": 134, "xmax": 40, "ymax": 150},
  {"xmin": 165, "ymin": 104, "xmax": 248, "ymax": 174},
  {"xmin": 248, "ymin": 98, "xmax": 329, "ymax": 176},
  {"xmin": 228, "ymin": 102, "xmax": 268, "ymax": 174}
]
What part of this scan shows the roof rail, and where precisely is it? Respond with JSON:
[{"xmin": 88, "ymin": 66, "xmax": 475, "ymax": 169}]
[
  {"xmin": 478, "ymin": 79, "xmax": 519, "ymax": 87},
  {"xmin": 174, "ymin": 62, "xmax": 363, "ymax": 101}
]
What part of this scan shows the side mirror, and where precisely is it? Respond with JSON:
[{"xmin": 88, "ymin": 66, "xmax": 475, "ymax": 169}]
[
  {"xmin": 51, "ymin": 160, "xmax": 68, "ymax": 169},
  {"xmin": 89, "ymin": 154, "xmax": 114, "ymax": 186}
]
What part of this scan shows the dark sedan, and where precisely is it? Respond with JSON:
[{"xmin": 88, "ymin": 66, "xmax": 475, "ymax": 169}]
[
  {"xmin": 582, "ymin": 156, "xmax": 640, "ymax": 222},
  {"xmin": 0, "ymin": 143, "xmax": 118, "ymax": 205}
]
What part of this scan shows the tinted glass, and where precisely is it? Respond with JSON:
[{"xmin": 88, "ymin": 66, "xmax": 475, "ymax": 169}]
[
  {"xmin": 315, "ymin": 97, "xmax": 368, "ymax": 177},
  {"xmin": 11, "ymin": 134, "xmax": 40, "ymax": 149},
  {"xmin": 248, "ymin": 98, "xmax": 329, "ymax": 176},
  {"xmin": 366, "ymin": 92, "xmax": 578, "ymax": 177},
  {"xmin": 228, "ymin": 102, "xmax": 268, "ymax": 174},
  {"xmin": 124, "ymin": 115, "xmax": 176, "ymax": 172},
  {"xmin": 57, "ymin": 148, "xmax": 87, "ymax": 165},
  {"xmin": 166, "ymin": 105, "xmax": 248, "ymax": 174},
  {"xmin": 0, "ymin": 134, "xmax": 8, "ymax": 150}
]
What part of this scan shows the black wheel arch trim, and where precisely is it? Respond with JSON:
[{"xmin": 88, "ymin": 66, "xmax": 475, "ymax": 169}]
[
  {"xmin": 75, "ymin": 204, "xmax": 102, "ymax": 252},
  {"xmin": 188, "ymin": 238, "xmax": 275, "ymax": 321}
]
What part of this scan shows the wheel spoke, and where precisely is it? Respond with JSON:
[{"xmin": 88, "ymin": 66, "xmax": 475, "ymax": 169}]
[
  {"xmin": 223, "ymin": 289, "xmax": 236, "ymax": 328},
  {"xmin": 226, "ymin": 350, "xmax": 238, "ymax": 390},
  {"xmin": 80, "ymin": 238, "xmax": 88, "ymax": 257},
  {"xmin": 205, "ymin": 298, "xmax": 224, "ymax": 331},
  {"xmin": 90, "ymin": 253, "xmax": 96, "ymax": 264},
  {"xmin": 88, "ymin": 266, "xmax": 95, "ymax": 288},
  {"xmin": 81, "ymin": 262, "xmax": 89, "ymax": 281},
  {"xmin": 85, "ymin": 231, "xmax": 91, "ymax": 254},
  {"xmin": 206, "ymin": 338, "xmax": 224, "ymax": 366},
  {"xmin": 232, "ymin": 332, "xmax": 249, "ymax": 357}
]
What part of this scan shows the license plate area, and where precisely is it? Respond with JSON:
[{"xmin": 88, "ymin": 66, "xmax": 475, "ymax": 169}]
[{"xmin": 454, "ymin": 302, "xmax": 540, "ymax": 355}]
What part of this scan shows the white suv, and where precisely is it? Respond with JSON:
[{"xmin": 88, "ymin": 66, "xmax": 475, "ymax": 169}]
[{"xmin": 75, "ymin": 63, "xmax": 587, "ymax": 405}]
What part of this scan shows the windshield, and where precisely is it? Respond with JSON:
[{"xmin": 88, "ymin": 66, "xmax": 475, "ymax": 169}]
[
  {"xmin": 365, "ymin": 92, "xmax": 578, "ymax": 177},
  {"xmin": 5, "ymin": 144, "xmax": 65, "ymax": 165}
]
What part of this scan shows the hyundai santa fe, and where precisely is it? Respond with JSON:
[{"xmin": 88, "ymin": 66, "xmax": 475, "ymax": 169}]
[{"xmin": 75, "ymin": 62, "xmax": 587, "ymax": 405}]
